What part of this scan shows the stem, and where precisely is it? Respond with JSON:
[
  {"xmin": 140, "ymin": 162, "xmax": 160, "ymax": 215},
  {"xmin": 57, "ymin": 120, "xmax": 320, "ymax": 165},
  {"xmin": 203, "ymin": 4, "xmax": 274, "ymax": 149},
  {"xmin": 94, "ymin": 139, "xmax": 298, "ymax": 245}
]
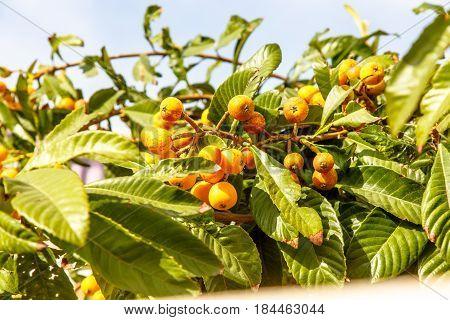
[
  {"xmin": 215, "ymin": 112, "xmax": 229, "ymax": 131},
  {"xmin": 182, "ymin": 112, "xmax": 203, "ymax": 133},
  {"xmin": 229, "ymin": 119, "xmax": 239, "ymax": 135},
  {"xmin": 298, "ymin": 138, "xmax": 320, "ymax": 154},
  {"xmin": 214, "ymin": 212, "xmax": 254, "ymax": 224}
]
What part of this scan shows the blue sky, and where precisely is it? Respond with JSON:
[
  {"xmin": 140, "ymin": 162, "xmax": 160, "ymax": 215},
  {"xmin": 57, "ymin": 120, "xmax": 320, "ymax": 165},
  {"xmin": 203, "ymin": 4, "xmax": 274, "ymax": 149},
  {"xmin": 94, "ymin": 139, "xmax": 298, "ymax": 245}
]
[{"xmin": 0, "ymin": 0, "xmax": 447, "ymax": 133}]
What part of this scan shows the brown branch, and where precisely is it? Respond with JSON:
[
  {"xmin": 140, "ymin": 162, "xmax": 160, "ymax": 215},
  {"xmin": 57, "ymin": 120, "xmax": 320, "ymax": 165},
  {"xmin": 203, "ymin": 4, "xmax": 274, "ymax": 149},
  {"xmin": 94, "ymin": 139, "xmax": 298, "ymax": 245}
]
[
  {"xmin": 30, "ymin": 50, "xmax": 290, "ymax": 82},
  {"xmin": 182, "ymin": 112, "xmax": 203, "ymax": 133},
  {"xmin": 215, "ymin": 212, "xmax": 254, "ymax": 223}
]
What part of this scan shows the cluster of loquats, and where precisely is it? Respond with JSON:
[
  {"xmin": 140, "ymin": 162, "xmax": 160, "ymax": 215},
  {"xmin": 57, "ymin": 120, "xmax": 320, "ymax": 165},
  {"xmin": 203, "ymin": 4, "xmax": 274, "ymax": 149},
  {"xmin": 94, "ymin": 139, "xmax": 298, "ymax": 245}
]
[
  {"xmin": 80, "ymin": 275, "xmax": 105, "ymax": 300},
  {"xmin": 141, "ymin": 95, "xmax": 260, "ymax": 212}
]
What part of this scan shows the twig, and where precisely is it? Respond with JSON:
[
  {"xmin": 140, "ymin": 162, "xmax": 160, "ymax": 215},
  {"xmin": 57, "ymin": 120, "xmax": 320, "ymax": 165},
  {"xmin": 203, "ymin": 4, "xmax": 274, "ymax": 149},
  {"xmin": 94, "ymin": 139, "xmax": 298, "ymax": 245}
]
[
  {"xmin": 215, "ymin": 212, "xmax": 254, "ymax": 223},
  {"xmin": 182, "ymin": 112, "xmax": 203, "ymax": 133},
  {"xmin": 215, "ymin": 111, "xmax": 229, "ymax": 131}
]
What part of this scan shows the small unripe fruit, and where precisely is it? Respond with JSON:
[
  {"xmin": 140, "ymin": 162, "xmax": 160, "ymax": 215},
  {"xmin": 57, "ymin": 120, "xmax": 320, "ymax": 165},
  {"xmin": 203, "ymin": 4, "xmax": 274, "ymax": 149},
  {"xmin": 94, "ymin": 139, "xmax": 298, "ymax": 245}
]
[
  {"xmin": 201, "ymin": 108, "xmax": 213, "ymax": 126},
  {"xmin": 366, "ymin": 80, "xmax": 386, "ymax": 96},
  {"xmin": 312, "ymin": 169, "xmax": 338, "ymax": 190},
  {"xmin": 283, "ymin": 153, "xmax": 304, "ymax": 171},
  {"xmin": 153, "ymin": 112, "xmax": 174, "ymax": 130},
  {"xmin": 209, "ymin": 181, "xmax": 238, "ymax": 211},
  {"xmin": 227, "ymin": 95, "xmax": 254, "ymax": 121},
  {"xmin": 172, "ymin": 136, "xmax": 193, "ymax": 150},
  {"xmin": 242, "ymin": 147, "xmax": 255, "ymax": 170},
  {"xmin": 1, "ymin": 168, "xmax": 18, "ymax": 179},
  {"xmin": 313, "ymin": 153, "xmax": 335, "ymax": 173},
  {"xmin": 298, "ymin": 85, "xmax": 319, "ymax": 103},
  {"xmin": 168, "ymin": 174, "xmax": 198, "ymax": 190},
  {"xmin": 283, "ymin": 97, "xmax": 309, "ymax": 123},
  {"xmin": 160, "ymin": 97, "xmax": 184, "ymax": 122},
  {"xmin": 201, "ymin": 169, "xmax": 225, "ymax": 184},
  {"xmin": 309, "ymin": 92, "xmax": 325, "ymax": 107},
  {"xmin": 220, "ymin": 149, "xmax": 244, "ymax": 174},
  {"xmin": 191, "ymin": 181, "xmax": 213, "ymax": 204},
  {"xmin": 81, "ymin": 275, "xmax": 100, "ymax": 296},
  {"xmin": 91, "ymin": 291, "xmax": 105, "ymax": 300},
  {"xmin": 74, "ymin": 99, "xmax": 87, "ymax": 110},
  {"xmin": 338, "ymin": 59, "xmax": 360, "ymax": 85},
  {"xmin": 141, "ymin": 127, "xmax": 173, "ymax": 154},
  {"xmin": 57, "ymin": 97, "xmax": 75, "ymax": 110},
  {"xmin": 0, "ymin": 145, "xmax": 8, "ymax": 162},
  {"xmin": 360, "ymin": 62, "xmax": 384, "ymax": 85},
  {"xmin": 198, "ymin": 145, "xmax": 222, "ymax": 165},
  {"xmin": 243, "ymin": 112, "xmax": 265, "ymax": 134}
]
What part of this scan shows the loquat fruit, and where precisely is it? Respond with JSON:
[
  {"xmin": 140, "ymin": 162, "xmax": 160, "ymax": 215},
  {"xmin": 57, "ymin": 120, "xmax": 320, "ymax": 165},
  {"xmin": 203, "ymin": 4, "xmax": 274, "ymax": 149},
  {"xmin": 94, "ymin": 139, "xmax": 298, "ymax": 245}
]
[
  {"xmin": 242, "ymin": 147, "xmax": 255, "ymax": 170},
  {"xmin": 338, "ymin": 59, "xmax": 360, "ymax": 85},
  {"xmin": 81, "ymin": 275, "xmax": 100, "ymax": 296},
  {"xmin": 91, "ymin": 291, "xmax": 105, "ymax": 300},
  {"xmin": 141, "ymin": 127, "xmax": 173, "ymax": 154},
  {"xmin": 191, "ymin": 181, "xmax": 214, "ymax": 204},
  {"xmin": 201, "ymin": 169, "xmax": 225, "ymax": 184},
  {"xmin": 168, "ymin": 174, "xmax": 198, "ymax": 190},
  {"xmin": 160, "ymin": 97, "xmax": 184, "ymax": 122},
  {"xmin": 74, "ymin": 99, "xmax": 87, "ymax": 110},
  {"xmin": 313, "ymin": 152, "xmax": 335, "ymax": 173},
  {"xmin": 290, "ymin": 172, "xmax": 301, "ymax": 184},
  {"xmin": 208, "ymin": 181, "xmax": 238, "ymax": 211},
  {"xmin": 172, "ymin": 136, "xmax": 193, "ymax": 150},
  {"xmin": 283, "ymin": 97, "xmax": 309, "ymax": 123},
  {"xmin": 243, "ymin": 111, "xmax": 265, "ymax": 134},
  {"xmin": 309, "ymin": 92, "xmax": 325, "ymax": 107},
  {"xmin": 0, "ymin": 81, "xmax": 6, "ymax": 93},
  {"xmin": 227, "ymin": 95, "xmax": 254, "ymax": 121},
  {"xmin": 198, "ymin": 145, "xmax": 222, "ymax": 165},
  {"xmin": 366, "ymin": 80, "xmax": 386, "ymax": 96},
  {"xmin": 153, "ymin": 112, "xmax": 174, "ymax": 130},
  {"xmin": 283, "ymin": 153, "xmax": 304, "ymax": 171},
  {"xmin": 298, "ymin": 85, "xmax": 319, "ymax": 103},
  {"xmin": 219, "ymin": 149, "xmax": 244, "ymax": 174},
  {"xmin": 312, "ymin": 168, "xmax": 338, "ymax": 190},
  {"xmin": 0, "ymin": 145, "xmax": 8, "ymax": 162},
  {"xmin": 57, "ymin": 97, "xmax": 75, "ymax": 110},
  {"xmin": 360, "ymin": 62, "xmax": 384, "ymax": 85},
  {"xmin": 144, "ymin": 152, "xmax": 160, "ymax": 165},
  {"xmin": 201, "ymin": 108, "xmax": 213, "ymax": 126}
]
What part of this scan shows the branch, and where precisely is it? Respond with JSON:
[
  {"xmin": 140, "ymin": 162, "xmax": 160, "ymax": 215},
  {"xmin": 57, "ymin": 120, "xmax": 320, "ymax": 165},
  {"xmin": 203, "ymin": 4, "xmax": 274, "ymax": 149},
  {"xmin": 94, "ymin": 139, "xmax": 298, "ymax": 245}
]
[
  {"xmin": 214, "ymin": 212, "xmax": 254, "ymax": 223},
  {"xmin": 30, "ymin": 50, "xmax": 290, "ymax": 82}
]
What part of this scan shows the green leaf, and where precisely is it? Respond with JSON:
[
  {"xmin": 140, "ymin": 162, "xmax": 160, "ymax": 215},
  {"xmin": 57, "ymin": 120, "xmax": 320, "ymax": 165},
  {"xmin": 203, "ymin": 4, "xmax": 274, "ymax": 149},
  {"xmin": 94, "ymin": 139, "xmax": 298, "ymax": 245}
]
[
  {"xmin": 64, "ymin": 212, "xmax": 199, "ymax": 297},
  {"xmin": 124, "ymin": 98, "xmax": 160, "ymax": 128},
  {"xmin": 139, "ymin": 157, "xmax": 217, "ymax": 180},
  {"xmin": 313, "ymin": 61, "xmax": 333, "ymax": 98},
  {"xmin": 25, "ymin": 131, "xmax": 139, "ymax": 169},
  {"xmin": 320, "ymin": 85, "xmax": 353, "ymax": 126},
  {"xmin": 143, "ymin": 5, "xmax": 162, "ymax": 46},
  {"xmin": 385, "ymin": 14, "xmax": 450, "ymax": 136},
  {"xmin": 87, "ymin": 88, "xmax": 124, "ymax": 117},
  {"xmin": 358, "ymin": 150, "xmax": 426, "ymax": 184},
  {"xmin": 416, "ymin": 60, "xmax": 450, "ymax": 148},
  {"xmin": 0, "ymin": 102, "xmax": 35, "ymax": 144},
  {"xmin": 17, "ymin": 253, "xmax": 77, "ymax": 299},
  {"xmin": 421, "ymin": 144, "xmax": 450, "ymax": 261},
  {"xmin": 191, "ymin": 225, "xmax": 261, "ymax": 287},
  {"xmin": 216, "ymin": 15, "xmax": 249, "ymax": 49},
  {"xmin": 253, "ymin": 230, "xmax": 283, "ymax": 287},
  {"xmin": 413, "ymin": 2, "xmax": 448, "ymax": 15},
  {"xmin": 90, "ymin": 198, "xmax": 222, "ymax": 277},
  {"xmin": 132, "ymin": 55, "xmax": 159, "ymax": 84},
  {"xmin": 237, "ymin": 43, "xmax": 282, "ymax": 92},
  {"xmin": 418, "ymin": 243, "xmax": 450, "ymax": 284},
  {"xmin": 48, "ymin": 33, "xmax": 84, "ymax": 60},
  {"xmin": 183, "ymin": 35, "xmax": 215, "ymax": 56},
  {"xmin": 0, "ymin": 211, "xmax": 42, "ymax": 253},
  {"xmin": 4, "ymin": 169, "xmax": 89, "ymax": 246},
  {"xmin": 338, "ymin": 202, "xmax": 373, "ymax": 249},
  {"xmin": 280, "ymin": 188, "xmax": 346, "ymax": 287},
  {"xmin": 331, "ymin": 108, "xmax": 378, "ymax": 128},
  {"xmin": 254, "ymin": 90, "xmax": 282, "ymax": 128},
  {"xmin": 250, "ymin": 178, "xmax": 297, "ymax": 242},
  {"xmin": 208, "ymin": 70, "xmax": 257, "ymax": 126},
  {"xmin": 86, "ymin": 176, "xmax": 209, "ymax": 217},
  {"xmin": 340, "ymin": 166, "xmax": 424, "ymax": 224},
  {"xmin": 41, "ymin": 75, "xmax": 72, "ymax": 100},
  {"xmin": 0, "ymin": 253, "xmax": 18, "ymax": 294},
  {"xmin": 251, "ymin": 146, "xmax": 323, "ymax": 244},
  {"xmin": 345, "ymin": 209, "xmax": 427, "ymax": 282}
]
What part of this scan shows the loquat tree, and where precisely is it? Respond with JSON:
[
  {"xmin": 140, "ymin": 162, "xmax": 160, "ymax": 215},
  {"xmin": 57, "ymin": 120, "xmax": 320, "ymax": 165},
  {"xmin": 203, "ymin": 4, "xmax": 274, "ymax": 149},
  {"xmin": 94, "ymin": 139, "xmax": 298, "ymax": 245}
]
[{"xmin": 0, "ymin": 3, "xmax": 449, "ymax": 299}]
